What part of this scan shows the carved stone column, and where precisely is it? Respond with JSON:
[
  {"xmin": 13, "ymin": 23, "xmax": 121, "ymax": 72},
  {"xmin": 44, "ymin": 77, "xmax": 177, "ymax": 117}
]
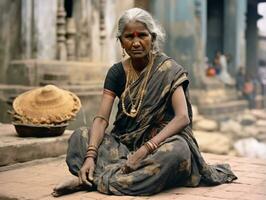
[
  {"xmin": 56, "ymin": 0, "xmax": 67, "ymax": 60},
  {"xmin": 66, "ymin": 18, "xmax": 76, "ymax": 60}
]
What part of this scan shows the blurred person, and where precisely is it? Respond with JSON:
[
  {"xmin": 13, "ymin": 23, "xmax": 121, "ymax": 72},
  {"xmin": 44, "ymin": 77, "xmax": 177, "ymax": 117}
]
[
  {"xmin": 52, "ymin": 8, "xmax": 237, "ymax": 197},
  {"xmin": 243, "ymin": 74, "xmax": 255, "ymax": 109},
  {"xmin": 218, "ymin": 52, "xmax": 235, "ymax": 86},
  {"xmin": 258, "ymin": 66, "xmax": 266, "ymax": 96},
  {"xmin": 236, "ymin": 66, "xmax": 245, "ymax": 97},
  {"xmin": 213, "ymin": 51, "xmax": 222, "ymax": 75},
  {"xmin": 205, "ymin": 56, "xmax": 216, "ymax": 77}
]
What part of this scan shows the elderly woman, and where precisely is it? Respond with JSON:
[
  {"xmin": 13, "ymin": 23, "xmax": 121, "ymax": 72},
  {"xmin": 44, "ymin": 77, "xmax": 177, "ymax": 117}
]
[{"xmin": 53, "ymin": 8, "xmax": 236, "ymax": 196}]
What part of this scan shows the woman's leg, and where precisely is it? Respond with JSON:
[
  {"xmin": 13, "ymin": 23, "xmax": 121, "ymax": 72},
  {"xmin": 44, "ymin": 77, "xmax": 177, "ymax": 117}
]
[
  {"xmin": 52, "ymin": 127, "xmax": 90, "ymax": 197},
  {"xmin": 66, "ymin": 127, "xmax": 89, "ymax": 176},
  {"xmin": 100, "ymin": 135, "xmax": 192, "ymax": 196},
  {"xmin": 65, "ymin": 128, "xmax": 130, "ymax": 191}
]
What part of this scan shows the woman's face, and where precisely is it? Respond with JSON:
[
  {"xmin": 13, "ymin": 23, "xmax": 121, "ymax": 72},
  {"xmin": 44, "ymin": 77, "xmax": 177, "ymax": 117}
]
[{"xmin": 120, "ymin": 21, "xmax": 153, "ymax": 59}]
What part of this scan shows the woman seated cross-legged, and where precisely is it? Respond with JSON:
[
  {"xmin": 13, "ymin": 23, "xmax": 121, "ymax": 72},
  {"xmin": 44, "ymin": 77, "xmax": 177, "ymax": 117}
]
[{"xmin": 52, "ymin": 7, "xmax": 237, "ymax": 197}]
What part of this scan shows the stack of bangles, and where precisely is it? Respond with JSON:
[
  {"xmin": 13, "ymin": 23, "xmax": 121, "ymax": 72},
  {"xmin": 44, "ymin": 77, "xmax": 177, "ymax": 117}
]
[
  {"xmin": 144, "ymin": 140, "xmax": 159, "ymax": 154},
  {"xmin": 85, "ymin": 145, "xmax": 98, "ymax": 160}
]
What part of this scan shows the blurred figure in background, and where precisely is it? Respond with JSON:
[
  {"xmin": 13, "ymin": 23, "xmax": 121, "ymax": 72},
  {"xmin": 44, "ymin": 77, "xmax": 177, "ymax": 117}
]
[
  {"xmin": 243, "ymin": 74, "xmax": 255, "ymax": 109},
  {"xmin": 236, "ymin": 66, "xmax": 245, "ymax": 97},
  {"xmin": 213, "ymin": 51, "xmax": 221, "ymax": 75},
  {"xmin": 218, "ymin": 52, "xmax": 235, "ymax": 86}
]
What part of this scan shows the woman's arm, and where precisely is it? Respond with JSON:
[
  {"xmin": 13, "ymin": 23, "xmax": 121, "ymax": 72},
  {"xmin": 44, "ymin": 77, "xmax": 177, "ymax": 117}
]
[
  {"xmin": 123, "ymin": 85, "xmax": 190, "ymax": 173},
  {"xmin": 151, "ymin": 85, "xmax": 190, "ymax": 145},
  {"xmin": 79, "ymin": 91, "xmax": 115, "ymax": 185},
  {"xmin": 88, "ymin": 92, "xmax": 115, "ymax": 147}
]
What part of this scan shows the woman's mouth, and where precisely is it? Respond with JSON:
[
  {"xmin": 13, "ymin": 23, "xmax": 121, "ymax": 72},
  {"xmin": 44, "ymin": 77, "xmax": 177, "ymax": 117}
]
[{"xmin": 132, "ymin": 50, "xmax": 143, "ymax": 54}]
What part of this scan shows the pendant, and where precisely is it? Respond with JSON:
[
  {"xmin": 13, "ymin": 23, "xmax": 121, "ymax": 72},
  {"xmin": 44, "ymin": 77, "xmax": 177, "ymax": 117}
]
[{"xmin": 130, "ymin": 107, "xmax": 137, "ymax": 115}]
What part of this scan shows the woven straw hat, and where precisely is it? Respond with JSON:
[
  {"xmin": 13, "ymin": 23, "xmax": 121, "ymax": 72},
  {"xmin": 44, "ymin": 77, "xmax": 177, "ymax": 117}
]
[{"xmin": 13, "ymin": 85, "xmax": 81, "ymax": 124}]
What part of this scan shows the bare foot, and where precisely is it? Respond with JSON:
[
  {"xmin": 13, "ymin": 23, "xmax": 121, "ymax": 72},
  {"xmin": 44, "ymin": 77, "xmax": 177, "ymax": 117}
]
[{"xmin": 52, "ymin": 176, "xmax": 83, "ymax": 197}]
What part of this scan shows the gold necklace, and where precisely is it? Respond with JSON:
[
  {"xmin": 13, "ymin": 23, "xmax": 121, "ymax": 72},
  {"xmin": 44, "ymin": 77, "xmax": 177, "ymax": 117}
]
[
  {"xmin": 125, "ymin": 64, "xmax": 138, "ymax": 114},
  {"xmin": 121, "ymin": 54, "xmax": 154, "ymax": 117}
]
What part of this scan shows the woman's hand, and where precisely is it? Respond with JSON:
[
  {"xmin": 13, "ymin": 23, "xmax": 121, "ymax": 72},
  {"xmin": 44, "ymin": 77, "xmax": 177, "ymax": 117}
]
[
  {"xmin": 78, "ymin": 158, "xmax": 95, "ymax": 186},
  {"xmin": 122, "ymin": 146, "xmax": 149, "ymax": 174}
]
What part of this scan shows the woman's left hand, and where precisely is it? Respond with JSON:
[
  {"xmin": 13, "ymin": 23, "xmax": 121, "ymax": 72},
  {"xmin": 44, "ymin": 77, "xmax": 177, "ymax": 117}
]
[{"xmin": 121, "ymin": 146, "xmax": 149, "ymax": 174}]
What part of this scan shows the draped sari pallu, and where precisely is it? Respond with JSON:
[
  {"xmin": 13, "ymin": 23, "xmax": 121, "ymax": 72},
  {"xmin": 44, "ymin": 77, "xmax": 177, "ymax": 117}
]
[{"xmin": 66, "ymin": 53, "xmax": 237, "ymax": 196}]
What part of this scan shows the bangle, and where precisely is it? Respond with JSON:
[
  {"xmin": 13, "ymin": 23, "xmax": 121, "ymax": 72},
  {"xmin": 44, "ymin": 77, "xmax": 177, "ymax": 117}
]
[
  {"xmin": 149, "ymin": 140, "xmax": 159, "ymax": 149},
  {"xmin": 87, "ymin": 145, "xmax": 97, "ymax": 152},
  {"xmin": 85, "ymin": 151, "xmax": 97, "ymax": 160},
  {"xmin": 93, "ymin": 115, "xmax": 109, "ymax": 128},
  {"xmin": 144, "ymin": 140, "xmax": 159, "ymax": 154},
  {"xmin": 85, "ymin": 145, "xmax": 98, "ymax": 160}
]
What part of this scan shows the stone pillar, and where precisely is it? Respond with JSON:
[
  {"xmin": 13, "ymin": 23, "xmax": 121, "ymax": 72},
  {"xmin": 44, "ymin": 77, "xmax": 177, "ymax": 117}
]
[
  {"xmin": 21, "ymin": 0, "xmax": 33, "ymax": 59},
  {"xmin": 33, "ymin": 0, "xmax": 57, "ymax": 59},
  {"xmin": 150, "ymin": 0, "xmax": 206, "ymax": 88},
  {"xmin": 223, "ymin": 0, "xmax": 247, "ymax": 76},
  {"xmin": 73, "ymin": 0, "xmax": 93, "ymax": 61},
  {"xmin": 66, "ymin": 18, "xmax": 76, "ymax": 60},
  {"xmin": 246, "ymin": 2, "xmax": 260, "ymax": 76},
  {"xmin": 56, "ymin": 0, "xmax": 67, "ymax": 60}
]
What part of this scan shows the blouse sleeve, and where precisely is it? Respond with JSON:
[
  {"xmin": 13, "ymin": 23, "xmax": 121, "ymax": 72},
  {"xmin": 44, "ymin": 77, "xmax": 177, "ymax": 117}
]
[{"xmin": 103, "ymin": 63, "xmax": 126, "ymax": 98}]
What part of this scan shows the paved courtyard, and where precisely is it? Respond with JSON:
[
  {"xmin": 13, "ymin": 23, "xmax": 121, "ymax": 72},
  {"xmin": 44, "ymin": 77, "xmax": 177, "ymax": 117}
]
[{"xmin": 0, "ymin": 153, "xmax": 266, "ymax": 200}]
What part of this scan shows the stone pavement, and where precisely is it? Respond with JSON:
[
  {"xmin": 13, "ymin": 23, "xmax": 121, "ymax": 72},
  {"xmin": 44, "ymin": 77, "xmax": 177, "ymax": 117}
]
[{"xmin": 0, "ymin": 154, "xmax": 266, "ymax": 200}]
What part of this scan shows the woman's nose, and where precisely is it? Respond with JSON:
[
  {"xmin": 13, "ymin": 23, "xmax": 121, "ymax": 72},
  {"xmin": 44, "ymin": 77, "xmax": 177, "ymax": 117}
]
[{"xmin": 132, "ymin": 40, "xmax": 141, "ymax": 47}]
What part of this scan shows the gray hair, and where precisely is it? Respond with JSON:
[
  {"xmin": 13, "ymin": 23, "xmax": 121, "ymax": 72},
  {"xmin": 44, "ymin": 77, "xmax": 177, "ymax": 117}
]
[{"xmin": 117, "ymin": 8, "xmax": 165, "ymax": 53}]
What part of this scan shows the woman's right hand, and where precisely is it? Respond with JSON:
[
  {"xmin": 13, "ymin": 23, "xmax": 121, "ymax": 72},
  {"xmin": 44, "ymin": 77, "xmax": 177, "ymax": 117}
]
[{"xmin": 78, "ymin": 157, "xmax": 95, "ymax": 186}]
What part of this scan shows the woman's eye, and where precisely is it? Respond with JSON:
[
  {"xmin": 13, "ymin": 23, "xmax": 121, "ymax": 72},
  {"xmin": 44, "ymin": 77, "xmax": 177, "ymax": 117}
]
[
  {"xmin": 139, "ymin": 33, "xmax": 148, "ymax": 38},
  {"xmin": 124, "ymin": 34, "xmax": 134, "ymax": 39},
  {"xmin": 123, "ymin": 33, "xmax": 149, "ymax": 40}
]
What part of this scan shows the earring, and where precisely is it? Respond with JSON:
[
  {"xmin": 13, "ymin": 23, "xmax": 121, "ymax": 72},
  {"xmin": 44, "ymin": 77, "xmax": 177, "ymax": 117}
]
[{"xmin": 122, "ymin": 48, "xmax": 126, "ymax": 57}]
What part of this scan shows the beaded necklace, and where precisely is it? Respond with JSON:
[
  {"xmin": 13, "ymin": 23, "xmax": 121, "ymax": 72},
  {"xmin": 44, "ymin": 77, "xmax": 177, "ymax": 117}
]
[{"xmin": 121, "ymin": 54, "xmax": 154, "ymax": 118}]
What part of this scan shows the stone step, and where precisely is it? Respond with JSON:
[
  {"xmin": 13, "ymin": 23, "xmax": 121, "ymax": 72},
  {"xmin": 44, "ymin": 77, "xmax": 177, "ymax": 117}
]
[
  {"xmin": 190, "ymin": 88, "xmax": 240, "ymax": 105},
  {"xmin": 197, "ymin": 99, "xmax": 249, "ymax": 120},
  {"xmin": 0, "ymin": 124, "xmax": 72, "ymax": 167},
  {"xmin": 7, "ymin": 59, "xmax": 108, "ymax": 86}
]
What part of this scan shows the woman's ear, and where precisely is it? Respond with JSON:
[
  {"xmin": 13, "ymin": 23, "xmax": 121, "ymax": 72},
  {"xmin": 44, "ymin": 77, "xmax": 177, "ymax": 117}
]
[{"xmin": 118, "ymin": 37, "xmax": 124, "ymax": 48}]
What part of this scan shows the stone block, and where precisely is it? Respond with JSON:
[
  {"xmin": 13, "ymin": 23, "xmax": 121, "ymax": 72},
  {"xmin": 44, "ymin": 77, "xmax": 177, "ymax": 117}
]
[
  {"xmin": 7, "ymin": 59, "xmax": 108, "ymax": 86},
  {"xmin": 193, "ymin": 118, "xmax": 219, "ymax": 132},
  {"xmin": 0, "ymin": 85, "xmax": 35, "ymax": 123},
  {"xmin": 7, "ymin": 60, "xmax": 37, "ymax": 85},
  {"xmin": 194, "ymin": 130, "xmax": 232, "ymax": 154},
  {"xmin": 0, "ymin": 124, "xmax": 72, "ymax": 166}
]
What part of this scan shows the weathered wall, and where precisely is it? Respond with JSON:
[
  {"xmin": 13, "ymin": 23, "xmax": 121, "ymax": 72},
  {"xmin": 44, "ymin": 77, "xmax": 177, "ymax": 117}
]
[
  {"xmin": 0, "ymin": 0, "xmax": 21, "ymax": 83},
  {"xmin": 150, "ymin": 0, "xmax": 206, "ymax": 87}
]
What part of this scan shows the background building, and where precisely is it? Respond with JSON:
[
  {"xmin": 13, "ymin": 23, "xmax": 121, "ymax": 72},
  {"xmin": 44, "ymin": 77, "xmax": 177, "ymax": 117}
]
[{"xmin": 0, "ymin": 0, "xmax": 265, "ymax": 126}]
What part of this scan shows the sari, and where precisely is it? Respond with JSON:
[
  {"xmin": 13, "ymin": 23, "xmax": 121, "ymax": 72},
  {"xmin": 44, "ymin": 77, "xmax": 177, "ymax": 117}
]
[{"xmin": 66, "ymin": 53, "xmax": 237, "ymax": 195}]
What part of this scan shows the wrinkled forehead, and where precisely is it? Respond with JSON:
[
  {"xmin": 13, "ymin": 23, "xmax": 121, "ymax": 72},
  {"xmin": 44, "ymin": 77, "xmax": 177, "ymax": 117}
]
[{"xmin": 122, "ymin": 20, "xmax": 150, "ymax": 34}]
